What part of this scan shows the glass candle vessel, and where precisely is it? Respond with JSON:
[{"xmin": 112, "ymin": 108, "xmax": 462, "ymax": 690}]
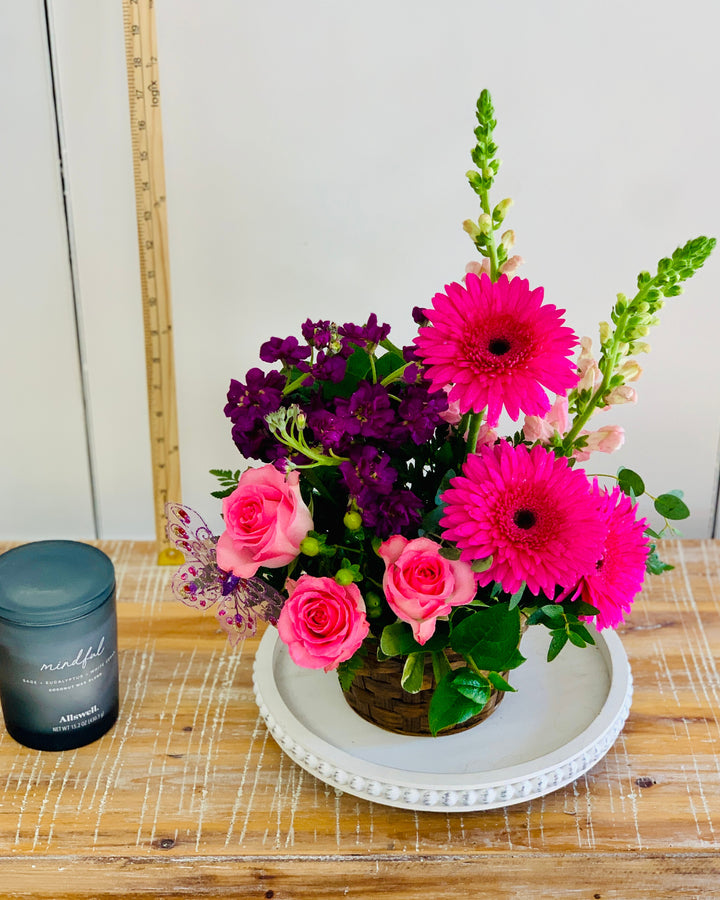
[{"xmin": 0, "ymin": 541, "xmax": 120, "ymax": 751}]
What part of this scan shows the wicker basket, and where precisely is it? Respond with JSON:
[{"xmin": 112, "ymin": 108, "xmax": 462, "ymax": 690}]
[{"xmin": 343, "ymin": 647, "xmax": 505, "ymax": 737}]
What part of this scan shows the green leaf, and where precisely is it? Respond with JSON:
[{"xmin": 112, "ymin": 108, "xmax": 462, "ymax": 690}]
[
  {"xmin": 487, "ymin": 671, "xmax": 516, "ymax": 692},
  {"xmin": 434, "ymin": 470, "xmax": 456, "ymax": 506},
  {"xmin": 567, "ymin": 621, "xmax": 596, "ymax": 645},
  {"xmin": 470, "ymin": 556, "xmax": 493, "ymax": 573},
  {"xmin": 566, "ymin": 599, "xmax": 600, "ymax": 618},
  {"xmin": 209, "ymin": 468, "xmax": 241, "ymax": 498},
  {"xmin": 431, "ymin": 650, "xmax": 452, "ymax": 685},
  {"xmin": 438, "ymin": 546, "xmax": 462, "ymax": 561},
  {"xmin": 501, "ymin": 647, "xmax": 527, "ymax": 671},
  {"xmin": 618, "ymin": 467, "xmax": 645, "ymax": 497},
  {"xmin": 420, "ymin": 505, "xmax": 443, "ymax": 535},
  {"xmin": 568, "ymin": 631, "xmax": 587, "ymax": 648},
  {"xmin": 210, "ymin": 487, "xmax": 236, "ymax": 499},
  {"xmin": 427, "ymin": 669, "xmax": 488, "ymax": 736},
  {"xmin": 380, "ymin": 620, "xmax": 450, "ymax": 657},
  {"xmin": 450, "ymin": 604, "xmax": 522, "ymax": 672},
  {"xmin": 525, "ymin": 608, "xmax": 546, "ymax": 627},
  {"xmin": 451, "ymin": 669, "xmax": 491, "ymax": 704},
  {"xmin": 508, "ymin": 582, "xmax": 526, "ymax": 611},
  {"xmin": 324, "ymin": 347, "xmax": 372, "ymax": 399},
  {"xmin": 401, "ymin": 653, "xmax": 426, "ymax": 694},
  {"xmin": 540, "ymin": 603, "xmax": 564, "ymax": 619},
  {"xmin": 375, "ymin": 351, "xmax": 406, "ymax": 381},
  {"xmin": 654, "ymin": 493, "xmax": 690, "ymax": 520},
  {"xmin": 646, "ymin": 546, "xmax": 675, "ymax": 575},
  {"xmin": 547, "ymin": 630, "xmax": 568, "ymax": 662},
  {"xmin": 337, "ymin": 643, "xmax": 369, "ymax": 692}
]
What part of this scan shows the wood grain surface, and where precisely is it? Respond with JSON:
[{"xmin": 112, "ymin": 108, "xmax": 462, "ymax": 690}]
[{"xmin": 0, "ymin": 539, "xmax": 719, "ymax": 899}]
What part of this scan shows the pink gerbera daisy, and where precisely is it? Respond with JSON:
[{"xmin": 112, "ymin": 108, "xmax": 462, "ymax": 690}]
[
  {"xmin": 574, "ymin": 483, "xmax": 650, "ymax": 630},
  {"xmin": 414, "ymin": 273, "xmax": 579, "ymax": 426},
  {"xmin": 440, "ymin": 441, "xmax": 607, "ymax": 596}
]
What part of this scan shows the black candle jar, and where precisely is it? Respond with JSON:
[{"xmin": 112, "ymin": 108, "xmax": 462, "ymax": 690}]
[{"xmin": 0, "ymin": 541, "xmax": 119, "ymax": 751}]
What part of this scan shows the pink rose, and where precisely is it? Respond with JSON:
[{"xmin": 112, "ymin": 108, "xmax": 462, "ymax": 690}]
[
  {"xmin": 277, "ymin": 575, "xmax": 369, "ymax": 671},
  {"xmin": 378, "ymin": 536, "xmax": 476, "ymax": 645},
  {"xmin": 216, "ymin": 465, "xmax": 313, "ymax": 578}
]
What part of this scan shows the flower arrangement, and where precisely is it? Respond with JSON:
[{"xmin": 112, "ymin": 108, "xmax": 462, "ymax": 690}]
[{"xmin": 168, "ymin": 90, "xmax": 714, "ymax": 736}]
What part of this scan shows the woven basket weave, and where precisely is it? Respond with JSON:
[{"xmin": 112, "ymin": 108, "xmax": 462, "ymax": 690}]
[{"xmin": 343, "ymin": 647, "xmax": 505, "ymax": 737}]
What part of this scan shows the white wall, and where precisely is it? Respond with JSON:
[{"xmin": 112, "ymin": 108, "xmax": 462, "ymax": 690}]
[
  {"xmin": 155, "ymin": 0, "xmax": 720, "ymax": 538},
  {"xmin": 2, "ymin": 0, "xmax": 719, "ymax": 541},
  {"xmin": 0, "ymin": 0, "xmax": 95, "ymax": 539},
  {"xmin": 47, "ymin": 0, "xmax": 154, "ymax": 539}
]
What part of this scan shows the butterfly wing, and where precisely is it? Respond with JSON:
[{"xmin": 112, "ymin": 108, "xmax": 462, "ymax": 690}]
[
  {"xmin": 165, "ymin": 502, "xmax": 287, "ymax": 643},
  {"xmin": 215, "ymin": 597, "xmax": 258, "ymax": 645},
  {"xmin": 238, "ymin": 577, "xmax": 284, "ymax": 626},
  {"xmin": 165, "ymin": 502, "xmax": 223, "ymax": 609}
]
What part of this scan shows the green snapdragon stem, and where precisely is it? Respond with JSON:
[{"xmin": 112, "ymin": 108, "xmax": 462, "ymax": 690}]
[
  {"xmin": 562, "ymin": 308, "xmax": 631, "ymax": 451},
  {"xmin": 478, "ymin": 187, "xmax": 500, "ymax": 281}
]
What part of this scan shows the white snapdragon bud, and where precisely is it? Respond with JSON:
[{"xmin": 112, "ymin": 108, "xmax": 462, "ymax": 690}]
[
  {"xmin": 598, "ymin": 321, "xmax": 612, "ymax": 344},
  {"xmin": 617, "ymin": 359, "xmax": 642, "ymax": 382},
  {"xmin": 478, "ymin": 213, "xmax": 493, "ymax": 234},
  {"xmin": 500, "ymin": 229, "xmax": 515, "ymax": 252}
]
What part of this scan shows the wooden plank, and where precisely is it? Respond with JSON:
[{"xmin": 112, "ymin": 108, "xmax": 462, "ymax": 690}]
[
  {"xmin": 0, "ymin": 540, "xmax": 718, "ymax": 896},
  {"xmin": 1, "ymin": 854, "xmax": 720, "ymax": 899}
]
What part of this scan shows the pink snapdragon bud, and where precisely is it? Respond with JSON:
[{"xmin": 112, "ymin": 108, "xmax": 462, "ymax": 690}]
[
  {"xmin": 499, "ymin": 254, "xmax": 525, "ymax": 276},
  {"xmin": 523, "ymin": 395, "xmax": 569, "ymax": 443},
  {"xmin": 576, "ymin": 337, "xmax": 603, "ymax": 392},
  {"xmin": 439, "ymin": 385, "xmax": 463, "ymax": 425},
  {"xmin": 475, "ymin": 423, "xmax": 499, "ymax": 448},
  {"xmin": 584, "ymin": 425, "xmax": 625, "ymax": 453},
  {"xmin": 574, "ymin": 425, "xmax": 626, "ymax": 461},
  {"xmin": 605, "ymin": 384, "xmax": 638, "ymax": 405},
  {"xmin": 465, "ymin": 259, "xmax": 492, "ymax": 278},
  {"xmin": 464, "ymin": 255, "xmax": 525, "ymax": 281}
]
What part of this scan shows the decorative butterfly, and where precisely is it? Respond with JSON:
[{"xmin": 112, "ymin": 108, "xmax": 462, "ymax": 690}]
[{"xmin": 165, "ymin": 502, "xmax": 284, "ymax": 646}]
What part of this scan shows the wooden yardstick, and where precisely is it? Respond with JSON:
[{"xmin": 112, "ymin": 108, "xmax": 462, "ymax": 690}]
[{"xmin": 122, "ymin": 0, "xmax": 183, "ymax": 564}]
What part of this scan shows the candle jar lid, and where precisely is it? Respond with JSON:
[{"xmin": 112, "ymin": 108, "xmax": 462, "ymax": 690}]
[{"xmin": 0, "ymin": 541, "xmax": 115, "ymax": 627}]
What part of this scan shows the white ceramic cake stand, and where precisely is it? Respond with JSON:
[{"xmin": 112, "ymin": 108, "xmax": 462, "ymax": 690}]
[{"xmin": 252, "ymin": 623, "xmax": 632, "ymax": 812}]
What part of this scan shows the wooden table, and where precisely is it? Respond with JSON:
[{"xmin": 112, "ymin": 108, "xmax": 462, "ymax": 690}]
[{"xmin": 0, "ymin": 539, "xmax": 719, "ymax": 899}]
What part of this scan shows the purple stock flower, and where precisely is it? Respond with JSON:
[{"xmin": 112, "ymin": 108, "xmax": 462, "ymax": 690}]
[
  {"xmin": 403, "ymin": 344, "xmax": 422, "ymax": 363},
  {"xmin": 364, "ymin": 489, "xmax": 424, "ymax": 539},
  {"xmin": 313, "ymin": 350, "xmax": 348, "ymax": 383},
  {"xmin": 306, "ymin": 407, "xmax": 350, "ymax": 454},
  {"xmin": 225, "ymin": 368, "xmax": 285, "ymax": 422},
  {"xmin": 334, "ymin": 381, "xmax": 396, "ymax": 439},
  {"xmin": 397, "ymin": 383, "xmax": 449, "ymax": 444},
  {"xmin": 412, "ymin": 306, "xmax": 429, "ymax": 326},
  {"xmin": 339, "ymin": 313, "xmax": 391, "ymax": 348},
  {"xmin": 339, "ymin": 446, "xmax": 397, "ymax": 499},
  {"xmin": 224, "ymin": 368, "xmax": 286, "ymax": 460},
  {"xmin": 301, "ymin": 319, "xmax": 335, "ymax": 349},
  {"xmin": 259, "ymin": 335, "xmax": 311, "ymax": 367}
]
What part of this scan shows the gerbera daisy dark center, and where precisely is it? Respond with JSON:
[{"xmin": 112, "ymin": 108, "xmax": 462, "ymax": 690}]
[
  {"xmin": 488, "ymin": 337, "xmax": 512, "ymax": 356},
  {"xmin": 513, "ymin": 509, "xmax": 536, "ymax": 530}
]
